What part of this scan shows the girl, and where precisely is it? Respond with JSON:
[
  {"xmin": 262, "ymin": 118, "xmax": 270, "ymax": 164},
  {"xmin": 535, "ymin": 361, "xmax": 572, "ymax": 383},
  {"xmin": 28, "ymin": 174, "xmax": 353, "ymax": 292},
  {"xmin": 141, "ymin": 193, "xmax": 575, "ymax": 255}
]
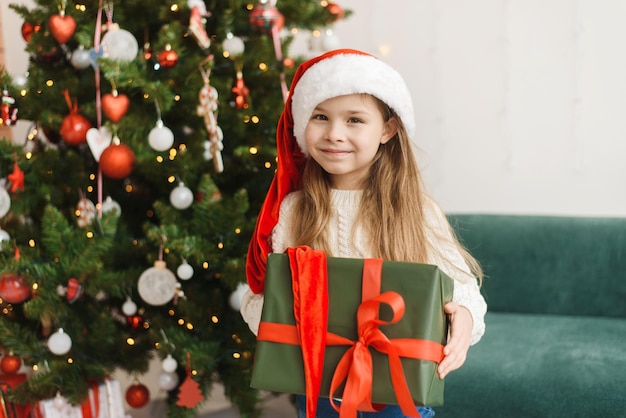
[{"xmin": 242, "ymin": 49, "xmax": 487, "ymax": 418}]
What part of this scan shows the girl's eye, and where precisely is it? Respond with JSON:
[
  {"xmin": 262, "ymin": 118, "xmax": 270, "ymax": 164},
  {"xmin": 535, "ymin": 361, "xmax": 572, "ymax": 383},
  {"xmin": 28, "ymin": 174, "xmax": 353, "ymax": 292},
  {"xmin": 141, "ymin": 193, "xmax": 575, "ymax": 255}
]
[
  {"xmin": 311, "ymin": 114, "xmax": 328, "ymax": 121},
  {"xmin": 347, "ymin": 117, "xmax": 363, "ymax": 124}
]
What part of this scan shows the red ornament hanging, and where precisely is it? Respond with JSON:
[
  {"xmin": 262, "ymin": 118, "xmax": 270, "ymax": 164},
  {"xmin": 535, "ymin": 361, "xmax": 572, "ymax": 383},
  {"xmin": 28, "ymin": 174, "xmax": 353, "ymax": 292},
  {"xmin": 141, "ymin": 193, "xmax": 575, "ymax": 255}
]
[
  {"xmin": 249, "ymin": 1, "xmax": 284, "ymax": 34},
  {"xmin": 99, "ymin": 138, "xmax": 135, "ymax": 180},
  {"xmin": 231, "ymin": 71, "xmax": 249, "ymax": 110},
  {"xmin": 125, "ymin": 382, "xmax": 150, "ymax": 408},
  {"xmin": 176, "ymin": 352, "xmax": 204, "ymax": 408},
  {"xmin": 0, "ymin": 353, "xmax": 22, "ymax": 375},
  {"xmin": 327, "ymin": 3, "xmax": 345, "ymax": 22},
  {"xmin": 102, "ymin": 91, "xmax": 130, "ymax": 123},
  {"xmin": 48, "ymin": 13, "xmax": 77, "ymax": 44},
  {"xmin": 126, "ymin": 314, "xmax": 143, "ymax": 330},
  {"xmin": 21, "ymin": 21, "xmax": 41, "ymax": 42},
  {"xmin": 158, "ymin": 45, "xmax": 179, "ymax": 69},
  {"xmin": 7, "ymin": 159, "xmax": 25, "ymax": 193},
  {"xmin": 65, "ymin": 278, "xmax": 83, "ymax": 303},
  {"xmin": 0, "ymin": 273, "xmax": 31, "ymax": 304},
  {"xmin": 60, "ymin": 90, "xmax": 92, "ymax": 146}
]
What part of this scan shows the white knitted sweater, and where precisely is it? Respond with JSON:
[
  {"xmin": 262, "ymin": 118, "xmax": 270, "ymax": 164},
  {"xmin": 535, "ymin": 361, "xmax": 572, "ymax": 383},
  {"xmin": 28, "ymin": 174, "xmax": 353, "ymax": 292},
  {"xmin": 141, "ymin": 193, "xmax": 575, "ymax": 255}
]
[{"xmin": 241, "ymin": 190, "xmax": 487, "ymax": 345}]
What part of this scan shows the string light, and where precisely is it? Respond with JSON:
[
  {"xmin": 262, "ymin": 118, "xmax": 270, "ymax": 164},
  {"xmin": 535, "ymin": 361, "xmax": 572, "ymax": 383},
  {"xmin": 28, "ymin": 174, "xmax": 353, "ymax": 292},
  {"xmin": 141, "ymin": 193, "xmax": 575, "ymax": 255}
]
[{"xmin": 127, "ymin": 337, "xmax": 135, "ymax": 345}]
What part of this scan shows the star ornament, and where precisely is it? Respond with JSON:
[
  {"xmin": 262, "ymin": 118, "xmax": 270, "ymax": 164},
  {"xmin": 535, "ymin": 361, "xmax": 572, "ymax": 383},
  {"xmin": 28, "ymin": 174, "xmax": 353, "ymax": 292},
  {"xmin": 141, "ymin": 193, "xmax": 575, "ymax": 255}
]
[{"xmin": 8, "ymin": 161, "xmax": 24, "ymax": 192}]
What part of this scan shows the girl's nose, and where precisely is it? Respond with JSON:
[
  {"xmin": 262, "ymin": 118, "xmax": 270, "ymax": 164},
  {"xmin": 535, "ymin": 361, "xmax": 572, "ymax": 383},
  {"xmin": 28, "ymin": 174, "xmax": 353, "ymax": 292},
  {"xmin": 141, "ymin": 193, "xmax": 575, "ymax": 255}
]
[{"xmin": 325, "ymin": 122, "xmax": 346, "ymax": 142}]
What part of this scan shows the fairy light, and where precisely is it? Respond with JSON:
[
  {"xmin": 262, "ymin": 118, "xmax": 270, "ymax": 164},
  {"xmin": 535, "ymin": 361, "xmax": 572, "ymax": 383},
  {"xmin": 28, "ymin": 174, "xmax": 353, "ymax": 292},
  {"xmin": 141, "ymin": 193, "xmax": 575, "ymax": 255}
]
[
  {"xmin": 258, "ymin": 62, "xmax": 268, "ymax": 71},
  {"xmin": 67, "ymin": 358, "xmax": 73, "ymax": 364},
  {"xmin": 167, "ymin": 175, "xmax": 176, "ymax": 183},
  {"xmin": 25, "ymin": 152, "xmax": 32, "ymax": 160},
  {"xmin": 156, "ymin": 156, "xmax": 164, "ymax": 163},
  {"xmin": 46, "ymin": 80, "xmax": 54, "ymax": 87},
  {"xmin": 170, "ymin": 4, "xmax": 179, "ymax": 12},
  {"xmin": 87, "ymin": 185, "xmax": 93, "ymax": 193},
  {"xmin": 174, "ymin": 95, "xmax": 181, "ymax": 101},
  {"xmin": 168, "ymin": 309, "xmax": 175, "ymax": 316},
  {"xmin": 249, "ymin": 146, "xmax": 258, "ymax": 155},
  {"xmin": 28, "ymin": 239, "xmax": 35, "ymax": 247},
  {"xmin": 125, "ymin": 184, "xmax": 133, "ymax": 193},
  {"xmin": 127, "ymin": 337, "xmax": 135, "ymax": 345},
  {"xmin": 265, "ymin": 162, "xmax": 272, "ymax": 169},
  {"xmin": 186, "ymin": 323, "xmax": 193, "ymax": 330},
  {"xmin": 211, "ymin": 315, "xmax": 219, "ymax": 323},
  {"xmin": 33, "ymin": 364, "xmax": 39, "ymax": 372},
  {"xmin": 232, "ymin": 352, "xmax": 241, "ymax": 359},
  {"xmin": 217, "ymin": 242, "xmax": 224, "ymax": 249},
  {"xmin": 178, "ymin": 319, "xmax": 184, "ymax": 326},
  {"xmin": 202, "ymin": 261, "xmax": 209, "ymax": 269},
  {"xmin": 234, "ymin": 228, "xmax": 241, "ymax": 234},
  {"xmin": 251, "ymin": 115, "xmax": 260, "ymax": 124},
  {"xmin": 86, "ymin": 231, "xmax": 94, "ymax": 239}
]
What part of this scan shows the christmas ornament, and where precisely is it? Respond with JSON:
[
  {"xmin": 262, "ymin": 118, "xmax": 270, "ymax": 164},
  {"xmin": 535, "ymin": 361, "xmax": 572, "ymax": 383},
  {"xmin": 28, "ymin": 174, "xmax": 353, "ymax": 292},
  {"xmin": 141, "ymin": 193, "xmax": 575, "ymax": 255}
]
[
  {"xmin": 148, "ymin": 120, "xmax": 174, "ymax": 152},
  {"xmin": 126, "ymin": 314, "xmax": 143, "ymax": 329},
  {"xmin": 0, "ymin": 353, "xmax": 22, "ymax": 375},
  {"xmin": 21, "ymin": 21, "xmax": 41, "ymax": 42},
  {"xmin": 65, "ymin": 278, "xmax": 83, "ymax": 303},
  {"xmin": 1, "ymin": 89, "xmax": 18, "ymax": 126},
  {"xmin": 158, "ymin": 371, "xmax": 180, "ymax": 391},
  {"xmin": 228, "ymin": 282, "xmax": 249, "ymax": 311},
  {"xmin": 48, "ymin": 328, "xmax": 72, "ymax": 355},
  {"xmin": 86, "ymin": 126, "xmax": 113, "ymax": 162},
  {"xmin": 197, "ymin": 57, "xmax": 224, "ymax": 172},
  {"xmin": 231, "ymin": 71, "xmax": 249, "ymax": 110},
  {"xmin": 169, "ymin": 183, "xmax": 194, "ymax": 210},
  {"xmin": 327, "ymin": 3, "xmax": 345, "ymax": 21},
  {"xmin": 162, "ymin": 354, "xmax": 178, "ymax": 373},
  {"xmin": 222, "ymin": 33, "xmax": 245, "ymax": 58},
  {"xmin": 101, "ymin": 196, "xmax": 121, "ymax": 216},
  {"xmin": 137, "ymin": 260, "xmax": 178, "ymax": 306},
  {"xmin": 12, "ymin": 73, "xmax": 28, "ymax": 89},
  {"xmin": 102, "ymin": 24, "xmax": 139, "ymax": 62},
  {"xmin": 76, "ymin": 197, "xmax": 96, "ymax": 228},
  {"xmin": 177, "ymin": 352, "xmax": 204, "ymax": 408},
  {"xmin": 188, "ymin": 5, "xmax": 210, "ymax": 49},
  {"xmin": 157, "ymin": 45, "xmax": 179, "ymax": 69},
  {"xmin": 0, "ymin": 228, "xmax": 11, "ymax": 243},
  {"xmin": 48, "ymin": 12, "xmax": 76, "ymax": 44},
  {"xmin": 70, "ymin": 46, "xmax": 92, "ymax": 70},
  {"xmin": 249, "ymin": 0, "xmax": 284, "ymax": 34},
  {"xmin": 121, "ymin": 296, "xmax": 137, "ymax": 316},
  {"xmin": 52, "ymin": 392, "xmax": 68, "ymax": 411},
  {"xmin": 102, "ymin": 91, "xmax": 130, "ymax": 123},
  {"xmin": 0, "ymin": 188, "xmax": 11, "ymax": 217},
  {"xmin": 176, "ymin": 261, "xmax": 194, "ymax": 281},
  {"xmin": 99, "ymin": 138, "xmax": 135, "ymax": 179},
  {"xmin": 125, "ymin": 382, "xmax": 150, "ymax": 408},
  {"xmin": 0, "ymin": 273, "xmax": 31, "ymax": 304},
  {"xmin": 8, "ymin": 160, "xmax": 25, "ymax": 192},
  {"xmin": 61, "ymin": 92, "xmax": 92, "ymax": 146}
]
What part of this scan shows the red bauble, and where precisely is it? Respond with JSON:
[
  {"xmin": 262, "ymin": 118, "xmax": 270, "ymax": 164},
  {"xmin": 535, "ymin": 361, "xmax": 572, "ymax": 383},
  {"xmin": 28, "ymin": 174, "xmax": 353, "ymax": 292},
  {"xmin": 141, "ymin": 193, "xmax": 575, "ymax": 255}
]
[
  {"xmin": 102, "ymin": 93, "xmax": 130, "ymax": 123},
  {"xmin": 126, "ymin": 314, "xmax": 143, "ymax": 330},
  {"xmin": 0, "ymin": 354, "xmax": 22, "ymax": 375},
  {"xmin": 60, "ymin": 112, "xmax": 92, "ymax": 146},
  {"xmin": 249, "ymin": 2, "xmax": 284, "ymax": 33},
  {"xmin": 21, "ymin": 21, "xmax": 41, "ymax": 42},
  {"xmin": 48, "ymin": 14, "xmax": 77, "ymax": 44},
  {"xmin": 126, "ymin": 382, "xmax": 150, "ymax": 408},
  {"xmin": 0, "ymin": 273, "xmax": 31, "ymax": 304},
  {"xmin": 158, "ymin": 49, "xmax": 179, "ymax": 69},
  {"xmin": 99, "ymin": 142, "xmax": 135, "ymax": 179},
  {"xmin": 327, "ymin": 3, "xmax": 345, "ymax": 21}
]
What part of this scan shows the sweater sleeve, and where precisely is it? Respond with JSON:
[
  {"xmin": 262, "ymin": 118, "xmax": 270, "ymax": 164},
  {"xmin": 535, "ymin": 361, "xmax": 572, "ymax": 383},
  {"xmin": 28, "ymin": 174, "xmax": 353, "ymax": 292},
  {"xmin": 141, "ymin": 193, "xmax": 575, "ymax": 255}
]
[
  {"xmin": 423, "ymin": 197, "xmax": 487, "ymax": 345},
  {"xmin": 240, "ymin": 193, "xmax": 300, "ymax": 336}
]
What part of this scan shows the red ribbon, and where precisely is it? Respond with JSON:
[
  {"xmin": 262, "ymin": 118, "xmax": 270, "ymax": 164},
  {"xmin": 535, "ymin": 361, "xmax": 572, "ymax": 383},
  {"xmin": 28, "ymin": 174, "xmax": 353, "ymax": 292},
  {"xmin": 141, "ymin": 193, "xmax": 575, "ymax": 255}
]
[{"xmin": 257, "ymin": 256, "xmax": 444, "ymax": 418}]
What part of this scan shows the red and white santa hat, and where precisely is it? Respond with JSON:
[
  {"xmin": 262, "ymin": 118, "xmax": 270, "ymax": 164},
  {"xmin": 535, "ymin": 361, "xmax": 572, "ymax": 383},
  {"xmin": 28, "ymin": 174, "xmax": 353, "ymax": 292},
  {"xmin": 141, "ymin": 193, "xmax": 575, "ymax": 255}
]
[{"xmin": 246, "ymin": 49, "xmax": 416, "ymax": 293}]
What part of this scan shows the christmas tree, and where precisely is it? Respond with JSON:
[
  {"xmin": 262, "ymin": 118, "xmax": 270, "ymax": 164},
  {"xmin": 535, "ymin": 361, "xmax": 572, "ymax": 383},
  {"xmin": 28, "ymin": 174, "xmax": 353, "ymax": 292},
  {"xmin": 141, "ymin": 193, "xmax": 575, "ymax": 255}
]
[{"xmin": 0, "ymin": 0, "xmax": 349, "ymax": 416}]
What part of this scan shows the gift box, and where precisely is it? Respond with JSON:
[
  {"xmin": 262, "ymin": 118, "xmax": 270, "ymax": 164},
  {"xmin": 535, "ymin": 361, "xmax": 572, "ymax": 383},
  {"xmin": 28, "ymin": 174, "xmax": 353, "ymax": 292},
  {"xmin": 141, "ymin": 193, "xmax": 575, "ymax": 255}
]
[
  {"xmin": 251, "ymin": 248, "xmax": 453, "ymax": 415},
  {"xmin": 0, "ymin": 373, "xmax": 28, "ymax": 418},
  {"xmin": 36, "ymin": 379, "xmax": 125, "ymax": 418}
]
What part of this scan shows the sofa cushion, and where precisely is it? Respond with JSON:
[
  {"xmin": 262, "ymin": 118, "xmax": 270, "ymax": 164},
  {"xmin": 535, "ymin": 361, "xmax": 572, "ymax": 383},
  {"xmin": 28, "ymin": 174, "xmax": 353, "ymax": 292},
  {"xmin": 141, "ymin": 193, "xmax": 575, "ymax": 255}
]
[
  {"xmin": 448, "ymin": 214, "xmax": 626, "ymax": 318},
  {"xmin": 433, "ymin": 312, "xmax": 626, "ymax": 417}
]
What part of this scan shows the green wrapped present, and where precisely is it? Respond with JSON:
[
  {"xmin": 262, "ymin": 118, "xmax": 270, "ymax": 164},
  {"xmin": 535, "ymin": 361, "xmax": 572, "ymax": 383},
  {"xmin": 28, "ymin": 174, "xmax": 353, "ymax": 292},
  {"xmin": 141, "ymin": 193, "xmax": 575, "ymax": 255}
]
[{"xmin": 251, "ymin": 247, "xmax": 453, "ymax": 415}]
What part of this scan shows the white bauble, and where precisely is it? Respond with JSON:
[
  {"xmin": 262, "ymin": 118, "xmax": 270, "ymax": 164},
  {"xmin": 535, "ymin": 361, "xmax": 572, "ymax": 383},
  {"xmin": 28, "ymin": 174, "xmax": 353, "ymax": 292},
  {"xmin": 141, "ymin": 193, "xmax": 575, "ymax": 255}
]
[
  {"xmin": 176, "ymin": 261, "xmax": 194, "ymax": 280},
  {"xmin": 101, "ymin": 196, "xmax": 121, "ymax": 216},
  {"xmin": 158, "ymin": 371, "xmax": 180, "ymax": 391},
  {"xmin": 228, "ymin": 283, "xmax": 249, "ymax": 311},
  {"xmin": 53, "ymin": 392, "xmax": 68, "ymax": 410},
  {"xmin": 0, "ymin": 228, "xmax": 10, "ymax": 243},
  {"xmin": 13, "ymin": 74, "xmax": 28, "ymax": 88},
  {"xmin": 169, "ymin": 183, "xmax": 193, "ymax": 210},
  {"xmin": 0, "ymin": 188, "xmax": 11, "ymax": 218},
  {"xmin": 148, "ymin": 120, "xmax": 174, "ymax": 151},
  {"xmin": 101, "ymin": 25, "xmax": 139, "ymax": 62},
  {"xmin": 48, "ymin": 329, "xmax": 72, "ymax": 355},
  {"xmin": 137, "ymin": 261, "xmax": 178, "ymax": 306},
  {"xmin": 223, "ymin": 33, "xmax": 245, "ymax": 57},
  {"xmin": 71, "ymin": 46, "xmax": 92, "ymax": 70},
  {"xmin": 162, "ymin": 354, "xmax": 178, "ymax": 373},
  {"xmin": 122, "ymin": 297, "xmax": 138, "ymax": 316}
]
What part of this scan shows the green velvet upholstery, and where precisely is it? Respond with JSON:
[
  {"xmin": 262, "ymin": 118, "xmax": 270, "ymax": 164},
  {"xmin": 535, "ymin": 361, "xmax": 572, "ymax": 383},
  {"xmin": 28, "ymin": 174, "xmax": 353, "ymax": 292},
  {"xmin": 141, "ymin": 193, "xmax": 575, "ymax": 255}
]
[{"xmin": 434, "ymin": 215, "xmax": 626, "ymax": 417}]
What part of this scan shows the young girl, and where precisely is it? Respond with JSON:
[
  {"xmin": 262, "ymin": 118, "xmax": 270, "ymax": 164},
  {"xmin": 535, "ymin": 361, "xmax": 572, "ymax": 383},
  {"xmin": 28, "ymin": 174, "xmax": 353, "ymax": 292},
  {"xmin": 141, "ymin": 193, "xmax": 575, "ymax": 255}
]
[{"xmin": 242, "ymin": 49, "xmax": 487, "ymax": 418}]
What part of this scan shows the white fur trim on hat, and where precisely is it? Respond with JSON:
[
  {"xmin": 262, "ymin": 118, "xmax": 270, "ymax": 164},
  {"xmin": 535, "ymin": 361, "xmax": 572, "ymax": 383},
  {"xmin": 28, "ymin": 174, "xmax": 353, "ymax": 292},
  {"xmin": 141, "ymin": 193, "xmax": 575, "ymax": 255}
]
[{"xmin": 291, "ymin": 52, "xmax": 416, "ymax": 155}]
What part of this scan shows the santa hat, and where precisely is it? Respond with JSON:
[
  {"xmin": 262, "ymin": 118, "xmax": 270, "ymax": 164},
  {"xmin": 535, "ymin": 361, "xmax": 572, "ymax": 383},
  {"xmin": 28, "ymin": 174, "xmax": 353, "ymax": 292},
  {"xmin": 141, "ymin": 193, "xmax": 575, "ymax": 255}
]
[{"xmin": 246, "ymin": 49, "xmax": 416, "ymax": 293}]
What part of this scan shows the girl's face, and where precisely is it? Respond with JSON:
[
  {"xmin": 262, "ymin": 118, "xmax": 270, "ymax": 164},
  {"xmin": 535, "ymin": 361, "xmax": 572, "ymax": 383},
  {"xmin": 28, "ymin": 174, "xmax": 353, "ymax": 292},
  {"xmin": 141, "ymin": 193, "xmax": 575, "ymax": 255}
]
[{"xmin": 304, "ymin": 94, "xmax": 397, "ymax": 190}]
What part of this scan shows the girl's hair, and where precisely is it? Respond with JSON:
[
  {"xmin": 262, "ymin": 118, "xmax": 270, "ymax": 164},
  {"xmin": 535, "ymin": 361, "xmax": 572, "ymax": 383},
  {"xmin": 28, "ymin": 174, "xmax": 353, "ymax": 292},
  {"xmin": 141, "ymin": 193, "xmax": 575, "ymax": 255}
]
[{"xmin": 291, "ymin": 95, "xmax": 483, "ymax": 283}]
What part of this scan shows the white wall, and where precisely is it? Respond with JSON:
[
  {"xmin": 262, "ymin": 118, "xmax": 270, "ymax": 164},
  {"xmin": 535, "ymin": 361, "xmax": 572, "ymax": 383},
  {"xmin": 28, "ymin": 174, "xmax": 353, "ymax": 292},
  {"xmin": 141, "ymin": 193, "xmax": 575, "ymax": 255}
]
[{"xmin": 5, "ymin": 0, "xmax": 625, "ymax": 217}]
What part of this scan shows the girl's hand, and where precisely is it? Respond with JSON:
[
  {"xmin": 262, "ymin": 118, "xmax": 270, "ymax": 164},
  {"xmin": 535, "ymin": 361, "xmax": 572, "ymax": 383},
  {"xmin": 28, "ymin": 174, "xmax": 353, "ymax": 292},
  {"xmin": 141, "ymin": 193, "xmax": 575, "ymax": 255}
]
[{"xmin": 438, "ymin": 302, "xmax": 473, "ymax": 379}]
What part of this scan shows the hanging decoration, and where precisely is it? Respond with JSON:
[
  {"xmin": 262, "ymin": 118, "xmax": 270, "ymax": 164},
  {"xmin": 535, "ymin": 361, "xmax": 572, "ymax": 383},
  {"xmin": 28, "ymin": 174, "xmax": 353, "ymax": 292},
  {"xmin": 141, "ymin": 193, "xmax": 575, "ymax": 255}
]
[
  {"xmin": 169, "ymin": 182, "xmax": 194, "ymax": 210},
  {"xmin": 0, "ymin": 186, "xmax": 10, "ymax": 218},
  {"xmin": 76, "ymin": 196, "xmax": 96, "ymax": 228},
  {"xmin": 176, "ymin": 259, "xmax": 194, "ymax": 280},
  {"xmin": 101, "ymin": 3, "xmax": 139, "ymax": 62},
  {"xmin": 121, "ymin": 296, "xmax": 137, "ymax": 316},
  {"xmin": 197, "ymin": 56, "xmax": 224, "ymax": 172},
  {"xmin": 8, "ymin": 158, "xmax": 25, "ymax": 193},
  {"xmin": 0, "ymin": 352, "xmax": 22, "ymax": 375},
  {"xmin": 231, "ymin": 70, "xmax": 249, "ymax": 110},
  {"xmin": 157, "ymin": 44, "xmax": 179, "ymax": 69},
  {"xmin": 60, "ymin": 90, "xmax": 92, "ymax": 146},
  {"xmin": 21, "ymin": 21, "xmax": 41, "ymax": 42},
  {"xmin": 101, "ymin": 196, "xmax": 121, "ymax": 216},
  {"xmin": 1, "ymin": 89, "xmax": 18, "ymax": 127},
  {"xmin": 48, "ymin": 1, "xmax": 76, "ymax": 44},
  {"xmin": 176, "ymin": 352, "xmax": 204, "ymax": 408},
  {"xmin": 137, "ymin": 257, "xmax": 179, "ymax": 306},
  {"xmin": 70, "ymin": 46, "xmax": 92, "ymax": 70},
  {"xmin": 102, "ymin": 89, "xmax": 130, "ymax": 123},
  {"xmin": 0, "ymin": 272, "xmax": 31, "ymax": 304},
  {"xmin": 99, "ymin": 137, "xmax": 135, "ymax": 179},
  {"xmin": 188, "ymin": 1, "xmax": 211, "ymax": 50},
  {"xmin": 148, "ymin": 100, "xmax": 175, "ymax": 151},
  {"xmin": 125, "ymin": 381, "xmax": 150, "ymax": 408},
  {"xmin": 47, "ymin": 328, "xmax": 72, "ymax": 355}
]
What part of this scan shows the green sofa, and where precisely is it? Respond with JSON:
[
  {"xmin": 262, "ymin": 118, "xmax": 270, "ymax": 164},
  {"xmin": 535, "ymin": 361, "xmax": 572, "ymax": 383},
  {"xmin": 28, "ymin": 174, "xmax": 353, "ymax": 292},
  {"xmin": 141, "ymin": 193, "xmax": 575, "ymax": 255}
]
[{"xmin": 434, "ymin": 214, "xmax": 626, "ymax": 417}]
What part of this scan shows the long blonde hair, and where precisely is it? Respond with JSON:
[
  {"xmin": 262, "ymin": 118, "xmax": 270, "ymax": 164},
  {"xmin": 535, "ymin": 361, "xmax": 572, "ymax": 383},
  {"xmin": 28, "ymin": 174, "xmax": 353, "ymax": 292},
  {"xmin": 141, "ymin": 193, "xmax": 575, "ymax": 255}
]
[{"xmin": 291, "ymin": 96, "xmax": 483, "ymax": 283}]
